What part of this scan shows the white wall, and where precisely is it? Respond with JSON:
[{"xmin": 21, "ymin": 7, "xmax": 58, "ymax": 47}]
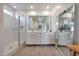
[
  {"xmin": 73, "ymin": 4, "xmax": 79, "ymax": 44},
  {"xmin": 0, "ymin": 5, "xmax": 19, "ymax": 55},
  {"xmin": 0, "ymin": 4, "xmax": 3, "ymax": 31},
  {"xmin": 3, "ymin": 5, "xmax": 17, "ymax": 44},
  {"xmin": 0, "ymin": 4, "xmax": 3, "ymax": 56},
  {"xmin": 50, "ymin": 16, "xmax": 59, "ymax": 32}
]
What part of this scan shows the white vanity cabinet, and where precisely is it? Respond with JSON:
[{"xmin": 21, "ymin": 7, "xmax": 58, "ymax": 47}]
[
  {"xmin": 40, "ymin": 32, "xmax": 49, "ymax": 44},
  {"xmin": 58, "ymin": 31, "xmax": 73, "ymax": 45},
  {"xmin": 26, "ymin": 32, "xmax": 39, "ymax": 44},
  {"xmin": 39, "ymin": 32, "xmax": 55, "ymax": 44},
  {"xmin": 25, "ymin": 32, "xmax": 55, "ymax": 45}
]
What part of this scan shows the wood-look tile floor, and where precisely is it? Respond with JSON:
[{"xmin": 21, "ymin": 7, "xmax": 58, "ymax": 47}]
[
  {"xmin": 12, "ymin": 46, "xmax": 62, "ymax": 56},
  {"xmin": 57, "ymin": 46, "xmax": 71, "ymax": 56},
  {"xmin": 57, "ymin": 46, "xmax": 79, "ymax": 56}
]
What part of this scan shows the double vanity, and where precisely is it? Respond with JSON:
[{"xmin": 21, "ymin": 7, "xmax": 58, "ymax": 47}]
[{"xmin": 25, "ymin": 31, "xmax": 56, "ymax": 45}]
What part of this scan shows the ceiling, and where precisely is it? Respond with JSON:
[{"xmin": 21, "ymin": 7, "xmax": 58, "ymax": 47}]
[
  {"xmin": 9, "ymin": 3, "xmax": 56, "ymax": 11},
  {"xmin": 7, "ymin": 3, "xmax": 73, "ymax": 11},
  {"xmin": 4, "ymin": 3, "xmax": 73, "ymax": 16}
]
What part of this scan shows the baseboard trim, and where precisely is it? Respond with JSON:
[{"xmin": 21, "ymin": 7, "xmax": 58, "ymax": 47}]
[
  {"xmin": 57, "ymin": 45, "xmax": 66, "ymax": 47},
  {"xmin": 25, "ymin": 44, "xmax": 55, "ymax": 46}
]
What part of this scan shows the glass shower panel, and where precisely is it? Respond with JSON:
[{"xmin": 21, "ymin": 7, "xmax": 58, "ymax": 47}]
[{"xmin": 19, "ymin": 15, "xmax": 26, "ymax": 45}]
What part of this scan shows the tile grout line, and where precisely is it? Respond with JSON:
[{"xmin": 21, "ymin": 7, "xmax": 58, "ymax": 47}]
[{"xmin": 56, "ymin": 47, "xmax": 64, "ymax": 56}]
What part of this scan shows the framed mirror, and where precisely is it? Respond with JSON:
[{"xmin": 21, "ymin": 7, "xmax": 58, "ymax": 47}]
[{"xmin": 28, "ymin": 16, "xmax": 51, "ymax": 32}]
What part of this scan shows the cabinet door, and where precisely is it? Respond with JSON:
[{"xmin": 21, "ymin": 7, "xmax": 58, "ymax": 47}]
[
  {"xmin": 58, "ymin": 33, "xmax": 73, "ymax": 45},
  {"xmin": 26, "ymin": 32, "xmax": 33, "ymax": 44},
  {"xmin": 26, "ymin": 32, "xmax": 39, "ymax": 44},
  {"xmin": 39, "ymin": 32, "xmax": 55, "ymax": 44},
  {"xmin": 32, "ymin": 32, "xmax": 39, "ymax": 44},
  {"xmin": 26, "ymin": 32, "xmax": 56, "ymax": 44},
  {"xmin": 48, "ymin": 32, "xmax": 56, "ymax": 44},
  {"xmin": 40, "ymin": 32, "xmax": 50, "ymax": 44},
  {"xmin": 35, "ymin": 32, "xmax": 40, "ymax": 44}
]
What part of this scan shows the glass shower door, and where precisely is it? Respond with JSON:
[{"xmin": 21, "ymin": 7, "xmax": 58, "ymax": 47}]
[{"xmin": 18, "ymin": 15, "xmax": 26, "ymax": 45}]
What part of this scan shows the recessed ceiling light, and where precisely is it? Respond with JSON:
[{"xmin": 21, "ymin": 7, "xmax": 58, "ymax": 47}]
[
  {"xmin": 44, "ymin": 11, "xmax": 49, "ymax": 15},
  {"xmin": 46, "ymin": 6, "xmax": 50, "ymax": 9},
  {"xmin": 30, "ymin": 11, "xmax": 36, "ymax": 15},
  {"xmin": 30, "ymin": 6, "xmax": 34, "ymax": 9},
  {"xmin": 13, "ymin": 6, "xmax": 16, "ymax": 9},
  {"xmin": 56, "ymin": 5, "xmax": 62, "ymax": 9}
]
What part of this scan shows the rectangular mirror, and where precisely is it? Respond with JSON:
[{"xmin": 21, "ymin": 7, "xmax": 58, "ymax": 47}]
[{"xmin": 28, "ymin": 16, "xmax": 50, "ymax": 32}]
